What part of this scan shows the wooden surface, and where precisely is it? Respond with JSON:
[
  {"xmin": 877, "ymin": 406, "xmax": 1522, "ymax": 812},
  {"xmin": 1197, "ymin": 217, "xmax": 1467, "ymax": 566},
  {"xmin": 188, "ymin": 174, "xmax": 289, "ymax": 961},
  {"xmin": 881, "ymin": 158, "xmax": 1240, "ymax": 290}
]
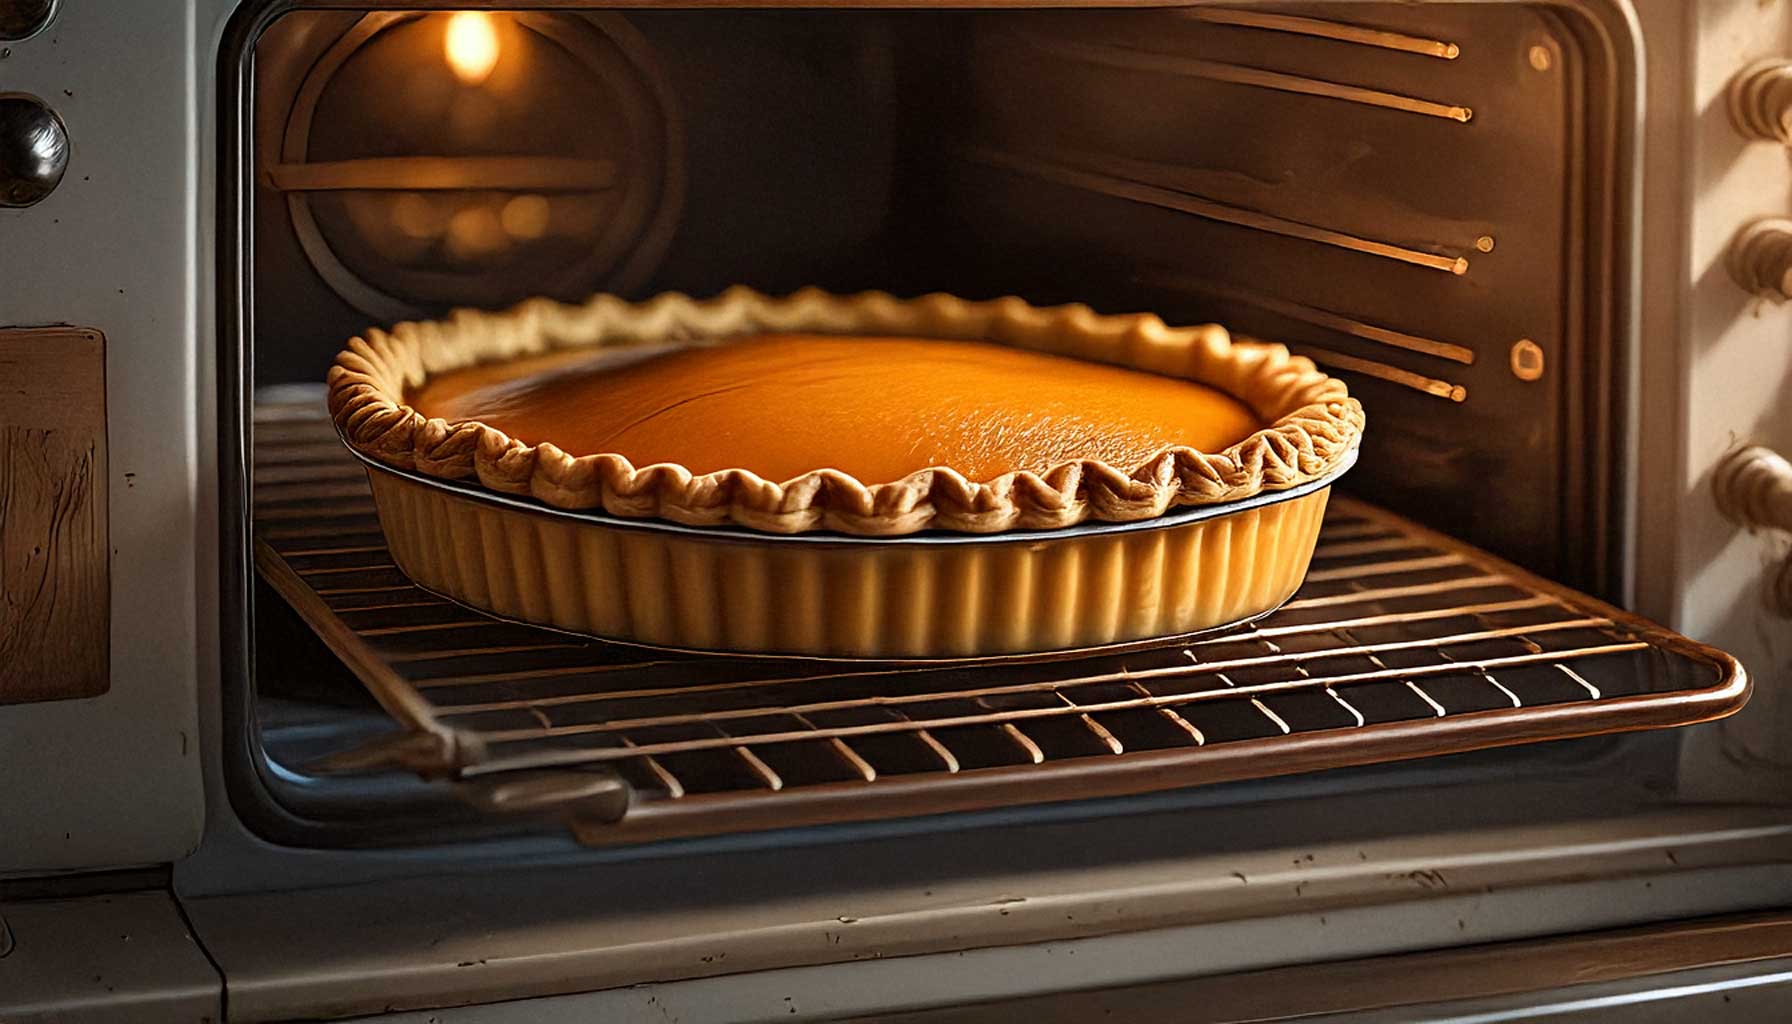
[{"xmin": 0, "ymin": 328, "xmax": 109, "ymax": 704}]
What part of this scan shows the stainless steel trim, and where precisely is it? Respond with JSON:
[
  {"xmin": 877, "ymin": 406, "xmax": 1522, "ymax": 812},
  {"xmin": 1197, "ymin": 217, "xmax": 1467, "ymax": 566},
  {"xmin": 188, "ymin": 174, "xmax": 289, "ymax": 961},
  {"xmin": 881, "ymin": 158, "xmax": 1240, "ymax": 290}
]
[
  {"xmin": 1137, "ymin": 271, "xmax": 1478, "ymax": 365},
  {"xmin": 1179, "ymin": 8, "xmax": 1460, "ymax": 59},
  {"xmin": 262, "ymin": 156, "xmax": 621, "ymax": 193},
  {"xmin": 1020, "ymin": 31, "xmax": 1473, "ymax": 121},
  {"xmin": 1291, "ymin": 344, "xmax": 1471, "ymax": 402},
  {"xmin": 971, "ymin": 147, "xmax": 1471, "ymax": 275}
]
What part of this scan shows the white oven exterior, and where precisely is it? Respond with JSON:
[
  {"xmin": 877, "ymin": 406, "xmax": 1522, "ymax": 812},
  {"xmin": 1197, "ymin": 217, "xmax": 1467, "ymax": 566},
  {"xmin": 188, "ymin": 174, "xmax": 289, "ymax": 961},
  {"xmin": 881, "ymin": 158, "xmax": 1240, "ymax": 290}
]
[
  {"xmin": 1638, "ymin": 0, "xmax": 1792, "ymax": 777},
  {"xmin": 8, "ymin": 0, "xmax": 1792, "ymax": 1020},
  {"xmin": 0, "ymin": 0, "xmax": 207, "ymax": 874}
]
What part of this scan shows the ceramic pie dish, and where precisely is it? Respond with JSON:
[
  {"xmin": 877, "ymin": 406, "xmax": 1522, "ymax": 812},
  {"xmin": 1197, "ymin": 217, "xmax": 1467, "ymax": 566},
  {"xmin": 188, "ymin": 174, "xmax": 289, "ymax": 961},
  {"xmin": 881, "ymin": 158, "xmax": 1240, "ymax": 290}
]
[{"xmin": 326, "ymin": 287, "xmax": 1364, "ymax": 658}]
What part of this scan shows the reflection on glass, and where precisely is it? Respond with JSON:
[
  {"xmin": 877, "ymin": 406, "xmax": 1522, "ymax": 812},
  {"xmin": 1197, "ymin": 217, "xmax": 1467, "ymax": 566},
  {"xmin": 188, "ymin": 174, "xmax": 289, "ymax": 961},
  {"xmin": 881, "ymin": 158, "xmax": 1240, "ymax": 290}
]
[
  {"xmin": 447, "ymin": 203, "xmax": 508, "ymax": 260},
  {"xmin": 500, "ymin": 194, "xmax": 551, "ymax": 240},
  {"xmin": 392, "ymin": 193, "xmax": 448, "ymax": 240}
]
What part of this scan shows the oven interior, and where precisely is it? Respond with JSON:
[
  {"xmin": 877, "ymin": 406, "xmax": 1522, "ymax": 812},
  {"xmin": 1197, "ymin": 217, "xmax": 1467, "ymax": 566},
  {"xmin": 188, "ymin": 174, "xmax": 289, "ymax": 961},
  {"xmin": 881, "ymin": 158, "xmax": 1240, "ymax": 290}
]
[{"xmin": 233, "ymin": 4, "xmax": 1723, "ymax": 852}]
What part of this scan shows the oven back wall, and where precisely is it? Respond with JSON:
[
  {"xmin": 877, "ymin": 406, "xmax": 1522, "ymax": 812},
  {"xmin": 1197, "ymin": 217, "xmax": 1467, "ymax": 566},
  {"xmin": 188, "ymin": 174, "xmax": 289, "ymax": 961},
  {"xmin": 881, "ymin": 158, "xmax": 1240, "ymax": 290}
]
[
  {"xmin": 243, "ymin": 3, "xmax": 1631, "ymax": 603},
  {"xmin": 249, "ymin": 9, "xmax": 903, "ymax": 386},
  {"xmin": 917, "ymin": 2, "xmax": 1611, "ymax": 593},
  {"xmin": 0, "ymin": 1, "xmax": 205, "ymax": 873}
]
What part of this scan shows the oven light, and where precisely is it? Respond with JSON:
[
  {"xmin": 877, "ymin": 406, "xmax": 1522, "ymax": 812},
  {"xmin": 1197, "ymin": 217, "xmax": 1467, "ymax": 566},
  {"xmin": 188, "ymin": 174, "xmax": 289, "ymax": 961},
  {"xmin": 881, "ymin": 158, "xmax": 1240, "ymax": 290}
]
[{"xmin": 444, "ymin": 11, "xmax": 501, "ymax": 86}]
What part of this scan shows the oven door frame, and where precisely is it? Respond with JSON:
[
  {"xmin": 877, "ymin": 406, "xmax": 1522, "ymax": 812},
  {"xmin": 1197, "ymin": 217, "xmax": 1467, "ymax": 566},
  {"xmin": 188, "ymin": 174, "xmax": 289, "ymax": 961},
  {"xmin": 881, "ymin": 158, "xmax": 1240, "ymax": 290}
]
[
  {"xmin": 179, "ymin": 0, "xmax": 1792, "ymax": 1015},
  {"xmin": 204, "ymin": 0, "xmax": 1657, "ymax": 857}
]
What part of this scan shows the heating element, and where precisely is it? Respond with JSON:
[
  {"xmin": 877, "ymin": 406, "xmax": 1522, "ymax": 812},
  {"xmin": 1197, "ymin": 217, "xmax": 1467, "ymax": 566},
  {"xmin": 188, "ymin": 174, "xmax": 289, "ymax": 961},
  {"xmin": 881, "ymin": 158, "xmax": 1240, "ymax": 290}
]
[{"xmin": 251, "ymin": 390, "xmax": 1745, "ymax": 846}]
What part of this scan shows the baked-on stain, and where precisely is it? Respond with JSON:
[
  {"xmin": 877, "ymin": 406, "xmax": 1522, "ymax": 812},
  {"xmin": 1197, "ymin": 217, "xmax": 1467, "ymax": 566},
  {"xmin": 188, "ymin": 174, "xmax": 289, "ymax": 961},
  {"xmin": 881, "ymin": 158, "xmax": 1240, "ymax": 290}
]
[{"xmin": 409, "ymin": 334, "xmax": 1262, "ymax": 484}]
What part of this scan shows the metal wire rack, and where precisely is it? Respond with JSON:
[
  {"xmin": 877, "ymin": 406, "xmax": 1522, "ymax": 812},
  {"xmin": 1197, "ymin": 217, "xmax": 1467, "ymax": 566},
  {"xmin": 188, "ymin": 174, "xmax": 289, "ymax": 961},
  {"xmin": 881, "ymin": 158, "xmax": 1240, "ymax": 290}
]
[{"xmin": 252, "ymin": 393, "xmax": 1746, "ymax": 846}]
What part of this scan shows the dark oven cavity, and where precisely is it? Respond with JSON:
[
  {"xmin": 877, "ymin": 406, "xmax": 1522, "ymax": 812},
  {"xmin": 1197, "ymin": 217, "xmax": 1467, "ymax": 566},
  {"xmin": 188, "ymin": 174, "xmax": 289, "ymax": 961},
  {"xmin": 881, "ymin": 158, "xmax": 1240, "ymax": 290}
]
[{"xmin": 224, "ymin": 4, "xmax": 1676, "ymax": 850}]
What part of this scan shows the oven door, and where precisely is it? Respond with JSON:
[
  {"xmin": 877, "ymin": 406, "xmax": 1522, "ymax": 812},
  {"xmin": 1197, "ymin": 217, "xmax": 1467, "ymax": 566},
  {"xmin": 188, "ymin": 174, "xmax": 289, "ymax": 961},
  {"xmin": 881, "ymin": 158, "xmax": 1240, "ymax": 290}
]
[{"xmin": 0, "ymin": 0, "xmax": 204, "ymax": 874}]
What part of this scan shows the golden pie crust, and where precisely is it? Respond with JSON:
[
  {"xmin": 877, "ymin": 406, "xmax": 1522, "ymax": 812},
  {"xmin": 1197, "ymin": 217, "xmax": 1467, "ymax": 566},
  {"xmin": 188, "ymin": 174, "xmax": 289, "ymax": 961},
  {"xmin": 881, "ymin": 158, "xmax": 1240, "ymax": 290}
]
[
  {"xmin": 328, "ymin": 287, "xmax": 1363, "ymax": 537},
  {"xmin": 324, "ymin": 288, "xmax": 1362, "ymax": 657}
]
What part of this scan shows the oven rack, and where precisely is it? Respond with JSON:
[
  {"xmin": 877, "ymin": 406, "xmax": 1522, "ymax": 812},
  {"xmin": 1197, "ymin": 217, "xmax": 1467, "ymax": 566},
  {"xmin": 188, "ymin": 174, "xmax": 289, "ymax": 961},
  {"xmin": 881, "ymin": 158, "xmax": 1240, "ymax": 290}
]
[{"xmin": 251, "ymin": 393, "xmax": 1747, "ymax": 845}]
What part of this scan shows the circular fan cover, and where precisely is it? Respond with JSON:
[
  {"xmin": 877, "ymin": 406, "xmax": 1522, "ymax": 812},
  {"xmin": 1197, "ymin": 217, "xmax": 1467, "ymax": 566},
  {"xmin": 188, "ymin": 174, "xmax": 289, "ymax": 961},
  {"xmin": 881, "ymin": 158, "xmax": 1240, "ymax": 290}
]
[{"xmin": 276, "ymin": 11, "xmax": 682, "ymax": 320}]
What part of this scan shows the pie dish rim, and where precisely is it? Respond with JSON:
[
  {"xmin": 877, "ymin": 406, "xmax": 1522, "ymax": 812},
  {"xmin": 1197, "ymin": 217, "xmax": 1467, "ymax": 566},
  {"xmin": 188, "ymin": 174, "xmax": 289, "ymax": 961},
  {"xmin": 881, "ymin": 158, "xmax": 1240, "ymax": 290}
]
[{"xmin": 340, "ymin": 438, "xmax": 1356, "ymax": 547}]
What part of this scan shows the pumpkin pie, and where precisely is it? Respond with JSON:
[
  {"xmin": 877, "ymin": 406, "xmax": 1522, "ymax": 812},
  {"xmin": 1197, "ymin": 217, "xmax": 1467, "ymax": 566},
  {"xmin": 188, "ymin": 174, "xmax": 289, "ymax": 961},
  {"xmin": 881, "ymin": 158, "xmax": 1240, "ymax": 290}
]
[{"xmin": 326, "ymin": 288, "xmax": 1363, "ymax": 657}]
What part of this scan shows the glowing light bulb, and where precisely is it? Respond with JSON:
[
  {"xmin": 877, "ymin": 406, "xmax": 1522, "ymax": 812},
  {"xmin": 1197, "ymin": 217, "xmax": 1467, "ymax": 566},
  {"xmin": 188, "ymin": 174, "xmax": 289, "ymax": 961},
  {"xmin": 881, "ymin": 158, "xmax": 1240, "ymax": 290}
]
[{"xmin": 444, "ymin": 12, "xmax": 500, "ymax": 86}]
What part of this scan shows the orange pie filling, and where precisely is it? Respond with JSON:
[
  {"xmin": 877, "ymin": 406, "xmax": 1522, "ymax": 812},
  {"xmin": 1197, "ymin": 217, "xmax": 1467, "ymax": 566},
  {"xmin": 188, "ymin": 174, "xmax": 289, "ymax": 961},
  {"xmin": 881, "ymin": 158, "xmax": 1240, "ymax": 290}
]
[{"xmin": 408, "ymin": 334, "xmax": 1265, "ymax": 483}]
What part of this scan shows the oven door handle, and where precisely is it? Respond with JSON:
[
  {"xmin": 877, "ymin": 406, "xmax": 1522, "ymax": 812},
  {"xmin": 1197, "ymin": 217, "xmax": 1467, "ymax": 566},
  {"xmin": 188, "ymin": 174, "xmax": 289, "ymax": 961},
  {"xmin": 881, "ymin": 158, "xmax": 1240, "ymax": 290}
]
[
  {"xmin": 456, "ymin": 769, "xmax": 631, "ymax": 823},
  {"xmin": 1715, "ymin": 444, "xmax": 1792, "ymax": 614},
  {"xmin": 308, "ymin": 729, "xmax": 633, "ymax": 824}
]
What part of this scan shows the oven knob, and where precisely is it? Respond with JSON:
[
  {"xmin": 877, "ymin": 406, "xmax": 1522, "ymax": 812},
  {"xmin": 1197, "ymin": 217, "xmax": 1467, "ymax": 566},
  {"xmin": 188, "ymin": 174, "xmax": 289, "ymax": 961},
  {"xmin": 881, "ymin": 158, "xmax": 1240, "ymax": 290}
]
[
  {"xmin": 0, "ymin": 93, "xmax": 67, "ymax": 208},
  {"xmin": 1714, "ymin": 445, "xmax": 1792, "ymax": 614},
  {"xmin": 1726, "ymin": 219, "xmax": 1792, "ymax": 300},
  {"xmin": 1729, "ymin": 59, "xmax": 1792, "ymax": 144},
  {"xmin": 0, "ymin": 0, "xmax": 55, "ymax": 41}
]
